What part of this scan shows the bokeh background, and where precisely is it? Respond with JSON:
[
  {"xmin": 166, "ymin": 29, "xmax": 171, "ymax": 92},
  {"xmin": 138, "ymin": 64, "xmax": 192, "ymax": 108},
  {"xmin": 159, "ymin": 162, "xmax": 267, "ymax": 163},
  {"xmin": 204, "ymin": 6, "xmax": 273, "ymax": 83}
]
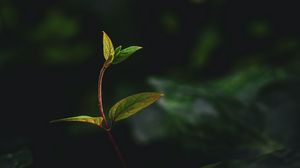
[{"xmin": 1, "ymin": 0, "xmax": 299, "ymax": 167}]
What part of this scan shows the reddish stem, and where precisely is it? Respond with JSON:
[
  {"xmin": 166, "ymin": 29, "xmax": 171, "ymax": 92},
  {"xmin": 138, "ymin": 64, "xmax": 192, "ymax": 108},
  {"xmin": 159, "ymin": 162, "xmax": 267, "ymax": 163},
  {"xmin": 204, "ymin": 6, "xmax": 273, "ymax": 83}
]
[
  {"xmin": 107, "ymin": 130, "xmax": 127, "ymax": 168},
  {"xmin": 97, "ymin": 62, "xmax": 109, "ymax": 129},
  {"xmin": 97, "ymin": 61, "xmax": 127, "ymax": 168}
]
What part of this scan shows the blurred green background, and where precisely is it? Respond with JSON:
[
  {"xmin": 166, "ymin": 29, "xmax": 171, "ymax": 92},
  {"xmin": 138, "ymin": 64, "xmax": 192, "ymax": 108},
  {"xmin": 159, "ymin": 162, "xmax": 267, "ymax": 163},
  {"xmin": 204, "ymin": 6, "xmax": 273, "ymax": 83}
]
[{"xmin": 0, "ymin": 0, "xmax": 299, "ymax": 167}]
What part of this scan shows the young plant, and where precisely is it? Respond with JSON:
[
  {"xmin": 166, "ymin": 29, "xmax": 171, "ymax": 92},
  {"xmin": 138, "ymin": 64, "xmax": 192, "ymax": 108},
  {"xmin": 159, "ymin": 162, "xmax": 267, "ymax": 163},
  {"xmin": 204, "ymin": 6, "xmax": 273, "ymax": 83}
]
[{"xmin": 51, "ymin": 31, "xmax": 163, "ymax": 168}]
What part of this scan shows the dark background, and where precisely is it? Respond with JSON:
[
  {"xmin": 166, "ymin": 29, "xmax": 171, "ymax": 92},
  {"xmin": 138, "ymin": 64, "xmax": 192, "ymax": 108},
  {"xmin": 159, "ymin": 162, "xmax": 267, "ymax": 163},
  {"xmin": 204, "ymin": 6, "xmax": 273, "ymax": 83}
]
[{"xmin": 0, "ymin": 0, "xmax": 299, "ymax": 167}]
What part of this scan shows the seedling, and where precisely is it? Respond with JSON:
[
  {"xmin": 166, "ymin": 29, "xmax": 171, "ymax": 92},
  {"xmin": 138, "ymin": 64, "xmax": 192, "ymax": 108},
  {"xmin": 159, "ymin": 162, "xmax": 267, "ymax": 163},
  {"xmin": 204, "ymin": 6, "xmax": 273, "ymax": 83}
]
[{"xmin": 51, "ymin": 31, "xmax": 163, "ymax": 167}]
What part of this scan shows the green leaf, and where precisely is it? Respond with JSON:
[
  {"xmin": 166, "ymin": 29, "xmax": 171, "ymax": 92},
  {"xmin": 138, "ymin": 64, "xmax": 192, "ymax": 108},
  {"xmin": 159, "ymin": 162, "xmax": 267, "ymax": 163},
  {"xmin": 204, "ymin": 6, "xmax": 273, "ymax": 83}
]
[
  {"xmin": 50, "ymin": 115, "xmax": 103, "ymax": 126},
  {"xmin": 114, "ymin": 45, "xmax": 122, "ymax": 56},
  {"xmin": 109, "ymin": 92, "xmax": 163, "ymax": 121},
  {"xmin": 102, "ymin": 31, "xmax": 114, "ymax": 62},
  {"xmin": 112, "ymin": 46, "xmax": 142, "ymax": 64}
]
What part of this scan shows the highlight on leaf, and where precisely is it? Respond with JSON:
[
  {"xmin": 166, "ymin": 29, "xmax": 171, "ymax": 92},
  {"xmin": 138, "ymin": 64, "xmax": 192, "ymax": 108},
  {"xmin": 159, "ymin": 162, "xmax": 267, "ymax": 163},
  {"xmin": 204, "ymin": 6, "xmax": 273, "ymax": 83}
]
[
  {"xmin": 50, "ymin": 115, "xmax": 103, "ymax": 127},
  {"xmin": 109, "ymin": 92, "xmax": 164, "ymax": 121},
  {"xmin": 102, "ymin": 31, "xmax": 115, "ymax": 62},
  {"xmin": 112, "ymin": 46, "xmax": 142, "ymax": 64}
]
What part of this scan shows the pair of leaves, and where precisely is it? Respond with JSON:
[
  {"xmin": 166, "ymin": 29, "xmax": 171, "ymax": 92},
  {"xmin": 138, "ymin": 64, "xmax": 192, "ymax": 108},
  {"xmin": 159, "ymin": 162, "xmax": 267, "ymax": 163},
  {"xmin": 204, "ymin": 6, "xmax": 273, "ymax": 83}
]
[
  {"xmin": 50, "ymin": 92, "xmax": 163, "ymax": 126},
  {"xmin": 102, "ymin": 31, "xmax": 142, "ymax": 64}
]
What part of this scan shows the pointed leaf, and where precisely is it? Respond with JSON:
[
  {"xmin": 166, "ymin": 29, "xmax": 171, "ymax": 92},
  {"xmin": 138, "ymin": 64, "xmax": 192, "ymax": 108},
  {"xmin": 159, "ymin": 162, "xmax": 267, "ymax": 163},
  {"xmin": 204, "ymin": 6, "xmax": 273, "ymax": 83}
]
[
  {"xmin": 102, "ymin": 31, "xmax": 114, "ymax": 62},
  {"xmin": 114, "ymin": 45, "xmax": 122, "ymax": 56},
  {"xmin": 112, "ymin": 46, "xmax": 142, "ymax": 64},
  {"xmin": 50, "ymin": 115, "xmax": 103, "ymax": 126},
  {"xmin": 109, "ymin": 92, "xmax": 163, "ymax": 121}
]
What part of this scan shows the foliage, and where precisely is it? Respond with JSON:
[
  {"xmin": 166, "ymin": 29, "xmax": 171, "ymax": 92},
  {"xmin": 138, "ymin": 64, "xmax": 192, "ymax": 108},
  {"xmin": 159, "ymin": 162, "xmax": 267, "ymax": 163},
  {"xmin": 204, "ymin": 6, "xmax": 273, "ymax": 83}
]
[
  {"xmin": 50, "ymin": 32, "xmax": 161, "ymax": 167},
  {"xmin": 1, "ymin": 1, "xmax": 299, "ymax": 167},
  {"xmin": 201, "ymin": 149, "xmax": 300, "ymax": 168},
  {"xmin": 109, "ymin": 92, "xmax": 163, "ymax": 122},
  {"xmin": 51, "ymin": 31, "xmax": 158, "ymax": 126},
  {"xmin": 131, "ymin": 66, "xmax": 289, "ymax": 156},
  {"xmin": 0, "ymin": 148, "xmax": 33, "ymax": 168}
]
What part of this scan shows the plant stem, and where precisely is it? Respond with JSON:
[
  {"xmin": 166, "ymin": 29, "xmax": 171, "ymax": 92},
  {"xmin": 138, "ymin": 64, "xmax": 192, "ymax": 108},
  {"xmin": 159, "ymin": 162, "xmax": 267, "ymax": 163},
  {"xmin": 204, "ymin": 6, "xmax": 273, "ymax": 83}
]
[
  {"xmin": 98, "ymin": 62, "xmax": 109, "ymax": 129},
  {"xmin": 98, "ymin": 61, "xmax": 127, "ymax": 168},
  {"xmin": 107, "ymin": 130, "xmax": 127, "ymax": 168}
]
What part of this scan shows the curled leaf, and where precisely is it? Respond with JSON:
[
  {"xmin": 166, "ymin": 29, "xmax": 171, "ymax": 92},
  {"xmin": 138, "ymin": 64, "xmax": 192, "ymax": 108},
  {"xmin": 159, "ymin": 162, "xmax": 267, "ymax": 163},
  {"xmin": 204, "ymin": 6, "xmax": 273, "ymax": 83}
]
[
  {"xmin": 50, "ymin": 115, "xmax": 103, "ymax": 127},
  {"xmin": 102, "ymin": 31, "xmax": 115, "ymax": 62},
  {"xmin": 109, "ymin": 92, "xmax": 163, "ymax": 121},
  {"xmin": 112, "ymin": 46, "xmax": 142, "ymax": 64}
]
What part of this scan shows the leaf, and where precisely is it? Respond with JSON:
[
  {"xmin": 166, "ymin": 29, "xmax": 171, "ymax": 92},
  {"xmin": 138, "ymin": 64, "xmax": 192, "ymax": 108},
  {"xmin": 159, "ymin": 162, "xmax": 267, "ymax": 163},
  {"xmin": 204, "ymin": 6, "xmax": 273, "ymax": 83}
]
[
  {"xmin": 146, "ymin": 77, "xmax": 281, "ymax": 153},
  {"xmin": 114, "ymin": 45, "xmax": 122, "ymax": 56},
  {"xmin": 112, "ymin": 46, "xmax": 142, "ymax": 64},
  {"xmin": 50, "ymin": 115, "xmax": 103, "ymax": 126},
  {"xmin": 109, "ymin": 92, "xmax": 163, "ymax": 121},
  {"xmin": 102, "ymin": 31, "xmax": 114, "ymax": 62}
]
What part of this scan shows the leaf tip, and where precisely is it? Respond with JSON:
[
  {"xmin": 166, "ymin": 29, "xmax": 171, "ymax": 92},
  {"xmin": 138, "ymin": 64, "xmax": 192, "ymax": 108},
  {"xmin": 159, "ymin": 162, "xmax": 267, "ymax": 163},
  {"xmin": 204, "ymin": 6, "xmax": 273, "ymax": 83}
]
[
  {"xmin": 49, "ymin": 119, "xmax": 59, "ymax": 124},
  {"xmin": 134, "ymin": 46, "xmax": 143, "ymax": 51}
]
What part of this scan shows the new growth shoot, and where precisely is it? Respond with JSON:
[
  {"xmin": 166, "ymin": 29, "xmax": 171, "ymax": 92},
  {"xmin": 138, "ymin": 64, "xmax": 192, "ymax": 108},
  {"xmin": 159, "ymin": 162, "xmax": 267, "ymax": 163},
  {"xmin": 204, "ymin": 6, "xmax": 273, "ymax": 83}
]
[{"xmin": 51, "ymin": 31, "xmax": 163, "ymax": 168}]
